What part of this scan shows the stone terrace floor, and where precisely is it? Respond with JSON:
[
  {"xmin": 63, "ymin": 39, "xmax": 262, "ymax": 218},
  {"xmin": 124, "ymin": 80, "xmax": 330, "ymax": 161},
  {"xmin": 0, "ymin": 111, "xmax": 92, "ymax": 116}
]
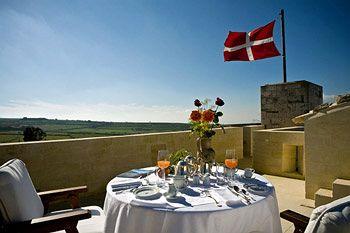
[{"xmin": 264, "ymin": 175, "xmax": 314, "ymax": 233}]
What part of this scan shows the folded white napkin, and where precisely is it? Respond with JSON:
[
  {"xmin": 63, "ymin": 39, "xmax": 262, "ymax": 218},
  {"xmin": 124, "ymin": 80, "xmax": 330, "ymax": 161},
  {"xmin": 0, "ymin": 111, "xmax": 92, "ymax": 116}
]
[
  {"xmin": 144, "ymin": 173, "xmax": 160, "ymax": 185},
  {"xmin": 226, "ymin": 199, "xmax": 244, "ymax": 207},
  {"xmin": 184, "ymin": 194, "xmax": 217, "ymax": 207},
  {"xmin": 209, "ymin": 190, "xmax": 227, "ymax": 202},
  {"xmin": 111, "ymin": 180, "xmax": 142, "ymax": 191},
  {"xmin": 213, "ymin": 188, "xmax": 245, "ymax": 207}
]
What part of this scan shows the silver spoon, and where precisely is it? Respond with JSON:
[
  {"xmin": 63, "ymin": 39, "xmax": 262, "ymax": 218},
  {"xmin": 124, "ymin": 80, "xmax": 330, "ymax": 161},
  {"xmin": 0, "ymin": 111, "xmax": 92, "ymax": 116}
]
[
  {"xmin": 233, "ymin": 185, "xmax": 251, "ymax": 203},
  {"xmin": 242, "ymin": 188, "xmax": 256, "ymax": 201},
  {"xmin": 203, "ymin": 190, "xmax": 222, "ymax": 207}
]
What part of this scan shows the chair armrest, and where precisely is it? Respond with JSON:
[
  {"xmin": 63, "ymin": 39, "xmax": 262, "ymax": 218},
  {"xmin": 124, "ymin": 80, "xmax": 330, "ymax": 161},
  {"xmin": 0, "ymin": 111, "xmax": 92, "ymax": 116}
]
[
  {"xmin": 38, "ymin": 186, "xmax": 88, "ymax": 213},
  {"xmin": 38, "ymin": 186, "xmax": 88, "ymax": 200},
  {"xmin": 7, "ymin": 209, "xmax": 91, "ymax": 233},
  {"xmin": 280, "ymin": 209, "xmax": 310, "ymax": 233}
]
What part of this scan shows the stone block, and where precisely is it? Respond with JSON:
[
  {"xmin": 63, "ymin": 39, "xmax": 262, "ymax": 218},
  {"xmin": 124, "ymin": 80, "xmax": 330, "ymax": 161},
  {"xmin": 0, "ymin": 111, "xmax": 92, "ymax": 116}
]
[
  {"xmin": 333, "ymin": 179, "xmax": 350, "ymax": 199},
  {"xmin": 315, "ymin": 188, "xmax": 333, "ymax": 207}
]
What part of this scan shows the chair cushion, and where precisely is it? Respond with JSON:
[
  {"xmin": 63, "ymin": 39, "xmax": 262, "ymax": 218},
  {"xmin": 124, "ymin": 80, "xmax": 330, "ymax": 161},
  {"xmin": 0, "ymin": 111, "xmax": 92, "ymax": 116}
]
[
  {"xmin": 305, "ymin": 195, "xmax": 350, "ymax": 233},
  {"xmin": 0, "ymin": 159, "xmax": 44, "ymax": 223},
  {"xmin": 51, "ymin": 206, "xmax": 105, "ymax": 233}
]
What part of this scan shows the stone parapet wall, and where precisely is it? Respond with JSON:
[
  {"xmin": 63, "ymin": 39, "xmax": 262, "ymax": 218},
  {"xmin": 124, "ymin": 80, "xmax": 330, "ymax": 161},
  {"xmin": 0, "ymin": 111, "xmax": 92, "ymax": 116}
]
[
  {"xmin": 252, "ymin": 127, "xmax": 305, "ymax": 179},
  {"xmin": 305, "ymin": 105, "xmax": 350, "ymax": 199},
  {"xmin": 0, "ymin": 127, "xmax": 242, "ymax": 206},
  {"xmin": 243, "ymin": 125, "xmax": 264, "ymax": 158},
  {"xmin": 240, "ymin": 125, "xmax": 265, "ymax": 168}
]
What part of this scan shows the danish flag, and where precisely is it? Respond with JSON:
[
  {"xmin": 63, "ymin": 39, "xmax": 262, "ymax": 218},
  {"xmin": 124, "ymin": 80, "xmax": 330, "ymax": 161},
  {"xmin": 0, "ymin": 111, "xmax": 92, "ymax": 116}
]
[{"xmin": 224, "ymin": 21, "xmax": 280, "ymax": 61}]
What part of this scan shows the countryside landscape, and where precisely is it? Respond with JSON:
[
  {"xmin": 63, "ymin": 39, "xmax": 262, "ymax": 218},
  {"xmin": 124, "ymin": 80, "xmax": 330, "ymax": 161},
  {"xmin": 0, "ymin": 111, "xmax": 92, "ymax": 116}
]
[
  {"xmin": 0, "ymin": 118, "xmax": 191, "ymax": 143},
  {"xmin": 0, "ymin": 118, "xmax": 258, "ymax": 143}
]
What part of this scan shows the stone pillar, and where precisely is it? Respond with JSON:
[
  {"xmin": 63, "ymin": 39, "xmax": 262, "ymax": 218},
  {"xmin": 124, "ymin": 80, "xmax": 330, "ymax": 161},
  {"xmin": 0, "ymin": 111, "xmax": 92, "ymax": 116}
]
[{"xmin": 261, "ymin": 80, "xmax": 323, "ymax": 129}]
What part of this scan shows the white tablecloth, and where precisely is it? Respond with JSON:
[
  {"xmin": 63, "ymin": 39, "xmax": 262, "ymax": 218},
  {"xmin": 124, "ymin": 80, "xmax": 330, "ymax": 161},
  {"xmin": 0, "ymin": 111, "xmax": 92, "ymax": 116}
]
[{"xmin": 103, "ymin": 168, "xmax": 282, "ymax": 233}]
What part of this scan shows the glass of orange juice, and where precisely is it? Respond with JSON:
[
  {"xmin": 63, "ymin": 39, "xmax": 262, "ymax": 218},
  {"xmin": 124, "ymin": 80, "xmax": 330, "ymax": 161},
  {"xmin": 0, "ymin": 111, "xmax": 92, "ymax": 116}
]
[
  {"xmin": 225, "ymin": 149, "xmax": 238, "ymax": 186},
  {"xmin": 157, "ymin": 150, "xmax": 170, "ymax": 186}
]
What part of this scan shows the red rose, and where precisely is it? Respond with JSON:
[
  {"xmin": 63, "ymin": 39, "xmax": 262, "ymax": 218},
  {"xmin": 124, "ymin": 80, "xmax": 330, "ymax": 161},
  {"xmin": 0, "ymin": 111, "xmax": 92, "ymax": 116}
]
[
  {"xmin": 190, "ymin": 110, "xmax": 201, "ymax": 122},
  {"xmin": 202, "ymin": 110, "xmax": 215, "ymax": 122},
  {"xmin": 194, "ymin": 99, "xmax": 202, "ymax": 107},
  {"xmin": 215, "ymin": 97, "xmax": 225, "ymax": 106}
]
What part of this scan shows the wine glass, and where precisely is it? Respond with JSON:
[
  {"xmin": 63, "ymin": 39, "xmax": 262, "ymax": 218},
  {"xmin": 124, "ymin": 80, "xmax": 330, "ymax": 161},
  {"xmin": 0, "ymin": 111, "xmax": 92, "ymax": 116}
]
[
  {"xmin": 224, "ymin": 149, "xmax": 238, "ymax": 186},
  {"xmin": 157, "ymin": 150, "xmax": 170, "ymax": 187}
]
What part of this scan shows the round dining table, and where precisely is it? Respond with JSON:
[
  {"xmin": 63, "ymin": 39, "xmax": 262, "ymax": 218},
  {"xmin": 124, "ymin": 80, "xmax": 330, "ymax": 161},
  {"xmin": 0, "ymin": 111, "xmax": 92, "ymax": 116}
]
[{"xmin": 103, "ymin": 167, "xmax": 282, "ymax": 233}]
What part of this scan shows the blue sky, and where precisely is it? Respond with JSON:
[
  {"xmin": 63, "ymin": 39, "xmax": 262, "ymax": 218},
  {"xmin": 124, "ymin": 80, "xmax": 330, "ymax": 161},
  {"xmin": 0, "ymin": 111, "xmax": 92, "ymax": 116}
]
[{"xmin": 0, "ymin": 0, "xmax": 349, "ymax": 123}]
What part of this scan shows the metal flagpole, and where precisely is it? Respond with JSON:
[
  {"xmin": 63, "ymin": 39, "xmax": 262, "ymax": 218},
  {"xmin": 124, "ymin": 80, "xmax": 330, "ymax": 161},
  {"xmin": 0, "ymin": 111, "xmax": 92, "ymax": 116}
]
[{"xmin": 280, "ymin": 9, "xmax": 287, "ymax": 83}]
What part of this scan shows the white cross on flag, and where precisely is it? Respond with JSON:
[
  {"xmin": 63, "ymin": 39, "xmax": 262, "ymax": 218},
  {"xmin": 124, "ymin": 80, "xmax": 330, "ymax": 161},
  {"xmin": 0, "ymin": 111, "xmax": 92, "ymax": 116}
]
[{"xmin": 224, "ymin": 21, "xmax": 280, "ymax": 61}]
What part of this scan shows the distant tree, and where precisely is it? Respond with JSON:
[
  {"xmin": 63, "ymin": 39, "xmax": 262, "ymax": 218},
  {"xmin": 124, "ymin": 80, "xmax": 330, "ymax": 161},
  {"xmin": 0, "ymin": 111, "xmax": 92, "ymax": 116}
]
[{"xmin": 23, "ymin": 126, "xmax": 46, "ymax": 142}]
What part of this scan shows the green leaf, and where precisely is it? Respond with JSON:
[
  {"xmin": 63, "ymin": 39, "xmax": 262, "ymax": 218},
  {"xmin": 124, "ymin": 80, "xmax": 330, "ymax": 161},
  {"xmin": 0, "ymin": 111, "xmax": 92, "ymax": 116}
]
[{"xmin": 216, "ymin": 111, "xmax": 223, "ymax": 117}]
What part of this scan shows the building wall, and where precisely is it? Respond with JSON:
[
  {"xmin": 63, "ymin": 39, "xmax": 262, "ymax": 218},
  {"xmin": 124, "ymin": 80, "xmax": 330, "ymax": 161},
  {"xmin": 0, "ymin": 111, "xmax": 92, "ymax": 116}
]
[
  {"xmin": 0, "ymin": 127, "xmax": 242, "ymax": 206},
  {"xmin": 305, "ymin": 105, "xmax": 350, "ymax": 199},
  {"xmin": 252, "ymin": 127, "xmax": 305, "ymax": 179},
  {"xmin": 261, "ymin": 80, "xmax": 323, "ymax": 129}
]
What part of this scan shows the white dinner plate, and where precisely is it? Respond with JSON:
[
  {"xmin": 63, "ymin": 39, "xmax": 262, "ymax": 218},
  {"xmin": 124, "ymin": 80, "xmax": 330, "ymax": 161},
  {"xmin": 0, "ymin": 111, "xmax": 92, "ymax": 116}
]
[
  {"xmin": 133, "ymin": 186, "xmax": 160, "ymax": 200},
  {"xmin": 244, "ymin": 184, "xmax": 270, "ymax": 195}
]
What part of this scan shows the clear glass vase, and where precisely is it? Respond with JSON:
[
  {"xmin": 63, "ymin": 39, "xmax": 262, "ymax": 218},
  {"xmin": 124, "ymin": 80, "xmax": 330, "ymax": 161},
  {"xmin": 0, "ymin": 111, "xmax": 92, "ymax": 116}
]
[{"xmin": 196, "ymin": 137, "xmax": 215, "ymax": 174}]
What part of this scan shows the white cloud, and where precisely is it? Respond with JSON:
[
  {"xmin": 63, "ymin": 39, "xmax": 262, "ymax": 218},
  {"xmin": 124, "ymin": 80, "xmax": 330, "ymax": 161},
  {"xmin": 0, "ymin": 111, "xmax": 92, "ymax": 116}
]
[
  {"xmin": 0, "ymin": 100, "xmax": 260, "ymax": 124},
  {"xmin": 0, "ymin": 100, "xmax": 192, "ymax": 123},
  {"xmin": 323, "ymin": 94, "xmax": 336, "ymax": 103}
]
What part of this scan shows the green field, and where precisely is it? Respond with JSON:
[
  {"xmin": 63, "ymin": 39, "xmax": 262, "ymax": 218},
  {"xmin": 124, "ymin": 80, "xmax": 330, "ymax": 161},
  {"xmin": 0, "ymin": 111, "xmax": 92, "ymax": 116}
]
[{"xmin": 0, "ymin": 118, "xmax": 190, "ymax": 143}]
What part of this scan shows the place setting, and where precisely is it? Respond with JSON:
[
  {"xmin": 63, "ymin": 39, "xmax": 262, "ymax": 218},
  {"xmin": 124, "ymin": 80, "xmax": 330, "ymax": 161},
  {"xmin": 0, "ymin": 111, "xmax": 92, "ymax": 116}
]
[{"xmin": 235, "ymin": 168, "xmax": 272, "ymax": 197}]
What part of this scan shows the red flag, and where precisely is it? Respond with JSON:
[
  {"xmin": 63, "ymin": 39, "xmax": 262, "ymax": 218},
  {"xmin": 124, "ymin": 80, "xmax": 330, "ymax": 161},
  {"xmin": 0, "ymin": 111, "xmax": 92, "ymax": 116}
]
[{"xmin": 224, "ymin": 21, "xmax": 280, "ymax": 61}]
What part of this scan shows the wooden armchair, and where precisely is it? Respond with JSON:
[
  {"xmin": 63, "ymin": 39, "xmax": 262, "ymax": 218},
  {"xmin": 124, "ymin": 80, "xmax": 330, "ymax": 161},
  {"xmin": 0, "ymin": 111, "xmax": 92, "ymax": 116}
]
[
  {"xmin": 281, "ymin": 195, "xmax": 350, "ymax": 233},
  {"xmin": 39, "ymin": 186, "xmax": 88, "ymax": 214},
  {"xmin": 280, "ymin": 210, "xmax": 309, "ymax": 233},
  {"xmin": 0, "ymin": 159, "xmax": 105, "ymax": 233}
]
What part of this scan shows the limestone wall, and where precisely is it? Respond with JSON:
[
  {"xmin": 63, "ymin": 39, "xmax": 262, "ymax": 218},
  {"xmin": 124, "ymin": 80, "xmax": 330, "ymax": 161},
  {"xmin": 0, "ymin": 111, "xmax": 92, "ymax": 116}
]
[
  {"xmin": 305, "ymin": 105, "xmax": 350, "ymax": 199},
  {"xmin": 0, "ymin": 127, "xmax": 242, "ymax": 206},
  {"xmin": 243, "ymin": 125, "xmax": 264, "ymax": 158},
  {"xmin": 261, "ymin": 80, "xmax": 323, "ymax": 129},
  {"xmin": 252, "ymin": 127, "xmax": 305, "ymax": 179},
  {"xmin": 240, "ymin": 125, "xmax": 264, "ymax": 168}
]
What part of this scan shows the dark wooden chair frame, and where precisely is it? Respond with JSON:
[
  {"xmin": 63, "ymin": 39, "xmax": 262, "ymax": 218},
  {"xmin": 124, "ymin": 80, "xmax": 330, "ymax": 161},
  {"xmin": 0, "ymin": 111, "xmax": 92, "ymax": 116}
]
[
  {"xmin": 280, "ymin": 209, "xmax": 310, "ymax": 233},
  {"xmin": 0, "ymin": 186, "xmax": 91, "ymax": 233}
]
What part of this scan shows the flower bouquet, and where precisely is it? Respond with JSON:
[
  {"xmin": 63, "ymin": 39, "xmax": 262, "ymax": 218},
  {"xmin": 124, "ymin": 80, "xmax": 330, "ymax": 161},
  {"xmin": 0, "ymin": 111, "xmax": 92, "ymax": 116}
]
[{"xmin": 189, "ymin": 98, "xmax": 225, "ymax": 171}]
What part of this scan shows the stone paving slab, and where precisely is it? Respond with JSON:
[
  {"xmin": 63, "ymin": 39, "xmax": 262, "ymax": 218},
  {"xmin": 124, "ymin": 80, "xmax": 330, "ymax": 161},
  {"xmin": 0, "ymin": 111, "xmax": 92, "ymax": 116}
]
[{"xmin": 263, "ymin": 175, "xmax": 314, "ymax": 233}]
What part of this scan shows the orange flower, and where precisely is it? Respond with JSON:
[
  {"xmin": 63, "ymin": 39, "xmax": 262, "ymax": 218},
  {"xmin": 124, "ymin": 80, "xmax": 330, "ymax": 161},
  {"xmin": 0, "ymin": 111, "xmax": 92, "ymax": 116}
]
[
  {"xmin": 190, "ymin": 110, "xmax": 202, "ymax": 122},
  {"xmin": 202, "ymin": 110, "xmax": 215, "ymax": 122}
]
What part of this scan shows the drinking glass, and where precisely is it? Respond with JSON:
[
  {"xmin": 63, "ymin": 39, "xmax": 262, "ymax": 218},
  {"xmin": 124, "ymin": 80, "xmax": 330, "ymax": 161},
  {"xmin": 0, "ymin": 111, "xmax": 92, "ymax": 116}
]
[
  {"xmin": 157, "ymin": 150, "xmax": 170, "ymax": 187},
  {"xmin": 215, "ymin": 162, "xmax": 226, "ymax": 185},
  {"xmin": 224, "ymin": 149, "xmax": 238, "ymax": 186}
]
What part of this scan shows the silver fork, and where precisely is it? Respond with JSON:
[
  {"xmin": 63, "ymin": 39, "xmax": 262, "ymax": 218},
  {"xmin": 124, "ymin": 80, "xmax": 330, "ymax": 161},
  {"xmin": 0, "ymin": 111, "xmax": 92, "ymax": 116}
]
[
  {"xmin": 203, "ymin": 190, "xmax": 222, "ymax": 207},
  {"xmin": 242, "ymin": 188, "xmax": 256, "ymax": 201}
]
